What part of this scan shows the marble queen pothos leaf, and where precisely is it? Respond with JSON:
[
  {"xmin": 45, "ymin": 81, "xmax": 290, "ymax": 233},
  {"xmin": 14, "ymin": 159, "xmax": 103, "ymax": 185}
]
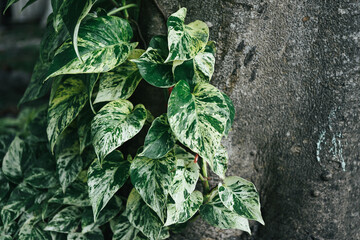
[
  {"xmin": 44, "ymin": 206, "xmax": 83, "ymax": 233},
  {"xmin": 47, "ymin": 76, "xmax": 88, "ymax": 152},
  {"xmin": 18, "ymin": 215, "xmax": 51, "ymax": 240},
  {"xmin": 168, "ymin": 146, "xmax": 199, "ymax": 205},
  {"xmin": 67, "ymin": 228, "xmax": 104, "ymax": 240},
  {"xmin": 94, "ymin": 49, "xmax": 145, "ymax": 104},
  {"xmin": 167, "ymin": 80, "xmax": 230, "ymax": 163},
  {"xmin": 218, "ymin": 176, "xmax": 264, "ymax": 225},
  {"xmin": 130, "ymin": 151, "xmax": 176, "ymax": 222},
  {"xmin": 165, "ymin": 8, "xmax": 209, "ymax": 62},
  {"xmin": 110, "ymin": 212, "xmax": 143, "ymax": 240},
  {"xmin": 165, "ymin": 190, "xmax": 203, "ymax": 226},
  {"xmin": 91, "ymin": 99, "xmax": 147, "ymax": 162},
  {"xmin": 139, "ymin": 113, "xmax": 176, "ymax": 159},
  {"xmin": 132, "ymin": 36, "xmax": 175, "ymax": 88},
  {"xmin": 45, "ymin": 15, "xmax": 137, "ymax": 80},
  {"xmin": 125, "ymin": 189, "xmax": 167, "ymax": 240},
  {"xmin": 87, "ymin": 151, "xmax": 130, "ymax": 221},
  {"xmin": 48, "ymin": 180, "xmax": 90, "ymax": 207},
  {"xmin": 200, "ymin": 190, "xmax": 251, "ymax": 233}
]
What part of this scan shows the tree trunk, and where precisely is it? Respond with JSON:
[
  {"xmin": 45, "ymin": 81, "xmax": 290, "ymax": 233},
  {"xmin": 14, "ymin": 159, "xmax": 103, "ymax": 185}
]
[{"xmin": 140, "ymin": 0, "xmax": 360, "ymax": 239}]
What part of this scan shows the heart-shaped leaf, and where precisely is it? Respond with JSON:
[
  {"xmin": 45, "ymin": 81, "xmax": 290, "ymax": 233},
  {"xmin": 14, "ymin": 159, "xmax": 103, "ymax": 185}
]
[
  {"xmin": 139, "ymin": 113, "xmax": 176, "ymax": 159},
  {"xmin": 200, "ymin": 190, "xmax": 251, "ymax": 233},
  {"xmin": 168, "ymin": 80, "xmax": 230, "ymax": 163},
  {"xmin": 91, "ymin": 99, "xmax": 146, "ymax": 162},
  {"xmin": 45, "ymin": 15, "xmax": 137, "ymax": 80},
  {"xmin": 165, "ymin": 8, "xmax": 209, "ymax": 62},
  {"xmin": 87, "ymin": 151, "xmax": 130, "ymax": 220},
  {"xmin": 130, "ymin": 151, "xmax": 176, "ymax": 222},
  {"xmin": 44, "ymin": 206, "xmax": 82, "ymax": 233},
  {"xmin": 218, "ymin": 176, "xmax": 264, "ymax": 225},
  {"xmin": 47, "ymin": 76, "xmax": 88, "ymax": 152}
]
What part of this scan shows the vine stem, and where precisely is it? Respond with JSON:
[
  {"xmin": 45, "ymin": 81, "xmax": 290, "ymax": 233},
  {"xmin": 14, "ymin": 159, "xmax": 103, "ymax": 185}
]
[
  {"xmin": 107, "ymin": 3, "xmax": 137, "ymax": 16},
  {"xmin": 201, "ymin": 157, "xmax": 210, "ymax": 194}
]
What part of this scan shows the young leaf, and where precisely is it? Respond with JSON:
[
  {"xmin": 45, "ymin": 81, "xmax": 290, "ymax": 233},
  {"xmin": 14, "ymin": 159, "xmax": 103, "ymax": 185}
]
[
  {"xmin": 110, "ymin": 213, "xmax": 143, "ymax": 240},
  {"xmin": 165, "ymin": 8, "xmax": 209, "ymax": 62},
  {"xmin": 45, "ymin": 16, "xmax": 137, "ymax": 80},
  {"xmin": 139, "ymin": 113, "xmax": 176, "ymax": 159},
  {"xmin": 125, "ymin": 189, "xmax": 166, "ymax": 240},
  {"xmin": 200, "ymin": 191, "xmax": 251, "ymax": 233},
  {"xmin": 167, "ymin": 80, "xmax": 230, "ymax": 163},
  {"xmin": 44, "ymin": 206, "xmax": 82, "ymax": 233},
  {"xmin": 218, "ymin": 176, "xmax": 264, "ymax": 225},
  {"xmin": 94, "ymin": 49, "xmax": 144, "ymax": 104},
  {"xmin": 48, "ymin": 181, "xmax": 91, "ymax": 207},
  {"xmin": 2, "ymin": 137, "xmax": 31, "ymax": 184},
  {"xmin": 47, "ymin": 76, "xmax": 88, "ymax": 152},
  {"xmin": 130, "ymin": 151, "xmax": 176, "ymax": 222},
  {"xmin": 87, "ymin": 151, "xmax": 130, "ymax": 220},
  {"xmin": 91, "ymin": 100, "xmax": 147, "ymax": 162},
  {"xmin": 67, "ymin": 228, "xmax": 104, "ymax": 240},
  {"xmin": 81, "ymin": 196, "xmax": 122, "ymax": 233},
  {"xmin": 164, "ymin": 191, "xmax": 203, "ymax": 226},
  {"xmin": 168, "ymin": 146, "xmax": 199, "ymax": 205},
  {"xmin": 132, "ymin": 36, "xmax": 175, "ymax": 88},
  {"xmin": 55, "ymin": 128, "xmax": 83, "ymax": 192}
]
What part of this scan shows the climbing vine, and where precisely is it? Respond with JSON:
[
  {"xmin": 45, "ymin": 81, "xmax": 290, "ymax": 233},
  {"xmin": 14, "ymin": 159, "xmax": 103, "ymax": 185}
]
[{"xmin": 0, "ymin": 1, "xmax": 264, "ymax": 239}]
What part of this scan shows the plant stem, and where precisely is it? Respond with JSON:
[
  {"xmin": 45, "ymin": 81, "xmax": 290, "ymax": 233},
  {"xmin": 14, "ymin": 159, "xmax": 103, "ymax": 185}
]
[
  {"xmin": 107, "ymin": 3, "xmax": 137, "ymax": 16},
  {"xmin": 201, "ymin": 158, "xmax": 210, "ymax": 194},
  {"xmin": 121, "ymin": 0, "xmax": 129, "ymax": 19}
]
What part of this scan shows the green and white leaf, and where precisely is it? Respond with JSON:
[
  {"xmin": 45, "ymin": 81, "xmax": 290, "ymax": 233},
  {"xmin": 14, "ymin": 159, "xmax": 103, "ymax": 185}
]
[
  {"xmin": 206, "ymin": 145, "xmax": 228, "ymax": 179},
  {"xmin": 165, "ymin": 190, "xmax": 203, "ymax": 226},
  {"xmin": 91, "ymin": 100, "xmax": 146, "ymax": 162},
  {"xmin": 45, "ymin": 16, "xmax": 137, "ymax": 80},
  {"xmin": 125, "ymin": 189, "xmax": 165, "ymax": 240},
  {"xmin": 44, "ymin": 206, "xmax": 82, "ymax": 233},
  {"xmin": 130, "ymin": 151, "xmax": 176, "ymax": 222},
  {"xmin": 110, "ymin": 212, "xmax": 143, "ymax": 240},
  {"xmin": 218, "ymin": 176, "xmax": 264, "ymax": 225},
  {"xmin": 139, "ymin": 113, "xmax": 176, "ymax": 159},
  {"xmin": 24, "ymin": 167, "xmax": 58, "ymax": 189},
  {"xmin": 200, "ymin": 191, "xmax": 250, "ymax": 233},
  {"xmin": 165, "ymin": 8, "xmax": 209, "ymax": 62},
  {"xmin": 169, "ymin": 146, "xmax": 199, "ymax": 205},
  {"xmin": 87, "ymin": 151, "xmax": 129, "ymax": 220},
  {"xmin": 2, "ymin": 137, "xmax": 31, "ymax": 184},
  {"xmin": 94, "ymin": 49, "xmax": 144, "ymax": 103},
  {"xmin": 133, "ymin": 36, "xmax": 175, "ymax": 88},
  {"xmin": 81, "ymin": 196, "xmax": 122, "ymax": 233},
  {"xmin": 0, "ymin": 170, "xmax": 10, "ymax": 201},
  {"xmin": 67, "ymin": 228, "xmax": 104, "ymax": 240},
  {"xmin": 18, "ymin": 215, "xmax": 51, "ymax": 240},
  {"xmin": 49, "ymin": 181, "xmax": 90, "ymax": 207},
  {"xmin": 168, "ymin": 80, "xmax": 230, "ymax": 163},
  {"xmin": 55, "ymin": 128, "xmax": 83, "ymax": 192},
  {"xmin": 47, "ymin": 76, "xmax": 88, "ymax": 152}
]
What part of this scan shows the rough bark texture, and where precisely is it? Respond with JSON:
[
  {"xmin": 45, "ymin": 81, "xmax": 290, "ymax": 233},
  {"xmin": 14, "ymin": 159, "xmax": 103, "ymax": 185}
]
[{"xmin": 139, "ymin": 0, "xmax": 360, "ymax": 239}]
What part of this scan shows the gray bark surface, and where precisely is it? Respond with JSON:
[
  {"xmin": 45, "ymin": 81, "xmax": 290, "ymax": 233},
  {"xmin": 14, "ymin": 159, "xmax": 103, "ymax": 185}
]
[{"xmin": 140, "ymin": 0, "xmax": 360, "ymax": 239}]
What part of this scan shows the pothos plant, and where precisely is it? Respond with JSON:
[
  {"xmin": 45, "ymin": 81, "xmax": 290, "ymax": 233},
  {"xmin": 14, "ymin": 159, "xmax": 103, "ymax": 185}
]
[{"xmin": 0, "ymin": 1, "xmax": 264, "ymax": 239}]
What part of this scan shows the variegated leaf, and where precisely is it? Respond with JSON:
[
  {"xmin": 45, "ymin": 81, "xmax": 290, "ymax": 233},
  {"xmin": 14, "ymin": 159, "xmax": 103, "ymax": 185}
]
[
  {"xmin": 218, "ymin": 176, "xmax": 264, "ymax": 225},
  {"xmin": 44, "ymin": 206, "xmax": 82, "ymax": 233},
  {"xmin": 139, "ymin": 113, "xmax": 176, "ymax": 159},
  {"xmin": 67, "ymin": 228, "xmax": 104, "ymax": 240},
  {"xmin": 3, "ymin": 0, "xmax": 36, "ymax": 13},
  {"xmin": 110, "ymin": 212, "xmax": 143, "ymax": 240},
  {"xmin": 81, "ymin": 196, "xmax": 122, "ymax": 233},
  {"xmin": 165, "ymin": 190, "xmax": 203, "ymax": 226},
  {"xmin": 169, "ymin": 146, "xmax": 199, "ymax": 205},
  {"xmin": 87, "ymin": 151, "xmax": 129, "ymax": 220},
  {"xmin": 130, "ymin": 151, "xmax": 176, "ymax": 222},
  {"xmin": 165, "ymin": 8, "xmax": 209, "ymax": 62},
  {"xmin": 45, "ymin": 16, "xmax": 137, "ymax": 80},
  {"xmin": 94, "ymin": 49, "xmax": 144, "ymax": 104},
  {"xmin": 125, "ymin": 189, "xmax": 166, "ymax": 240},
  {"xmin": 133, "ymin": 36, "xmax": 175, "ymax": 88},
  {"xmin": 18, "ymin": 215, "xmax": 51, "ymax": 240},
  {"xmin": 47, "ymin": 76, "xmax": 88, "ymax": 152},
  {"xmin": 58, "ymin": 0, "xmax": 96, "ymax": 61},
  {"xmin": 2, "ymin": 137, "xmax": 31, "ymax": 184},
  {"xmin": 55, "ymin": 128, "xmax": 83, "ymax": 192},
  {"xmin": 24, "ymin": 167, "xmax": 58, "ymax": 189},
  {"xmin": 200, "ymin": 191, "xmax": 251, "ymax": 233},
  {"xmin": 91, "ymin": 100, "xmax": 147, "ymax": 162},
  {"xmin": 0, "ymin": 170, "xmax": 10, "ymax": 201},
  {"xmin": 167, "ymin": 80, "xmax": 230, "ymax": 163},
  {"xmin": 42, "ymin": 203, "xmax": 62, "ymax": 221},
  {"xmin": 206, "ymin": 145, "xmax": 228, "ymax": 179},
  {"xmin": 49, "ymin": 181, "xmax": 90, "ymax": 207}
]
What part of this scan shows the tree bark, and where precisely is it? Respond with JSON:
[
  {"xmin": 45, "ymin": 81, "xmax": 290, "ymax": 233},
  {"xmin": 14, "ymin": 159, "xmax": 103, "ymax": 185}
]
[{"xmin": 140, "ymin": 0, "xmax": 360, "ymax": 239}]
